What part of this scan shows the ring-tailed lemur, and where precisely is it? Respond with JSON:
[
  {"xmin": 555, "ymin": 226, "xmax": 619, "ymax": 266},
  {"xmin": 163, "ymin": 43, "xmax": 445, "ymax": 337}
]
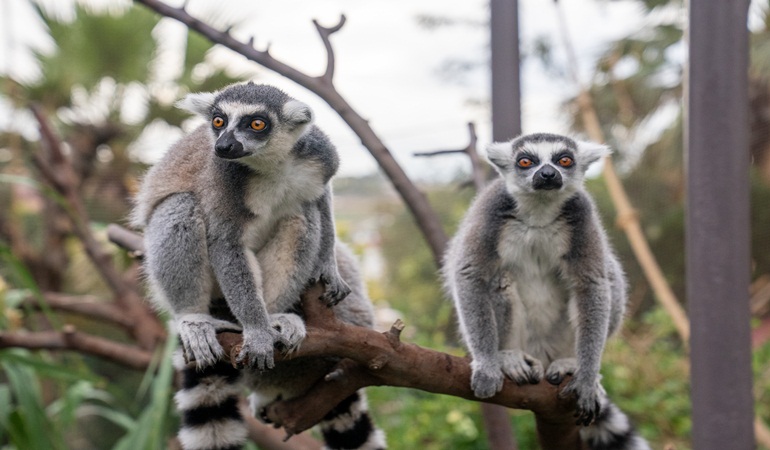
[
  {"xmin": 444, "ymin": 133, "xmax": 649, "ymax": 450},
  {"xmin": 131, "ymin": 82, "xmax": 385, "ymax": 450}
]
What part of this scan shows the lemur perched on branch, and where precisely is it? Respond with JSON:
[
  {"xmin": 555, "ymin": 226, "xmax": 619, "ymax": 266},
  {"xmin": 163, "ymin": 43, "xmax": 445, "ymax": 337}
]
[
  {"xmin": 444, "ymin": 133, "xmax": 650, "ymax": 450},
  {"xmin": 132, "ymin": 82, "xmax": 385, "ymax": 450}
]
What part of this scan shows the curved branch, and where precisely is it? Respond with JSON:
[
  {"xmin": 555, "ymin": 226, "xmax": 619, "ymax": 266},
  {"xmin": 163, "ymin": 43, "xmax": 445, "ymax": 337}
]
[
  {"xmin": 218, "ymin": 283, "xmax": 582, "ymax": 449},
  {"xmin": 133, "ymin": 0, "xmax": 448, "ymax": 266}
]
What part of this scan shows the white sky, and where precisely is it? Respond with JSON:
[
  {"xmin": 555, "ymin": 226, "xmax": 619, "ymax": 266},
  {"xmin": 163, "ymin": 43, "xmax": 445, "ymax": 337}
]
[{"xmin": 0, "ymin": 0, "xmax": 653, "ymax": 179}]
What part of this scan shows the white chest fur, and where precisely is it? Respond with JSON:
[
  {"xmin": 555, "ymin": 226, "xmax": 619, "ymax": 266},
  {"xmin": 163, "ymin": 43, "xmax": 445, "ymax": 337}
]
[
  {"xmin": 497, "ymin": 218, "xmax": 576, "ymax": 363},
  {"xmin": 241, "ymin": 159, "xmax": 326, "ymax": 251}
]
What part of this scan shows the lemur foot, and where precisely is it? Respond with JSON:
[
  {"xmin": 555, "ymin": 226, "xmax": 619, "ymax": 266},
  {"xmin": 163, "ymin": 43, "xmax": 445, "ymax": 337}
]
[
  {"xmin": 499, "ymin": 349, "xmax": 543, "ymax": 385},
  {"xmin": 545, "ymin": 357, "xmax": 577, "ymax": 385},
  {"xmin": 237, "ymin": 327, "xmax": 276, "ymax": 371},
  {"xmin": 318, "ymin": 271, "xmax": 351, "ymax": 306},
  {"xmin": 249, "ymin": 393, "xmax": 280, "ymax": 424},
  {"xmin": 270, "ymin": 313, "xmax": 306, "ymax": 354},
  {"xmin": 558, "ymin": 370, "xmax": 603, "ymax": 426},
  {"xmin": 177, "ymin": 314, "xmax": 240, "ymax": 369},
  {"xmin": 470, "ymin": 359, "xmax": 505, "ymax": 399}
]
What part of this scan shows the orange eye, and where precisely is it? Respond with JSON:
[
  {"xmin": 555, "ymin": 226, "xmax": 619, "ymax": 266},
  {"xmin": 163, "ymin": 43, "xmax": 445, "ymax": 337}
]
[
  {"xmin": 558, "ymin": 156, "xmax": 574, "ymax": 167},
  {"xmin": 517, "ymin": 158, "xmax": 534, "ymax": 168},
  {"xmin": 250, "ymin": 119, "xmax": 267, "ymax": 131},
  {"xmin": 212, "ymin": 116, "xmax": 225, "ymax": 128}
]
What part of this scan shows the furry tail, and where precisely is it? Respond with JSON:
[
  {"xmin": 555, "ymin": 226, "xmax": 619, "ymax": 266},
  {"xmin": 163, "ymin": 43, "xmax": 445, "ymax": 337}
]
[
  {"xmin": 319, "ymin": 390, "xmax": 386, "ymax": 450},
  {"xmin": 581, "ymin": 393, "xmax": 650, "ymax": 450},
  {"xmin": 174, "ymin": 351, "xmax": 247, "ymax": 450}
]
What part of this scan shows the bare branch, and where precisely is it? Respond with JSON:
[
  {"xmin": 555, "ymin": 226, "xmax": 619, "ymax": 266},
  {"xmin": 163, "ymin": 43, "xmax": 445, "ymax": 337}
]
[
  {"xmin": 23, "ymin": 293, "xmax": 134, "ymax": 329},
  {"xmin": 107, "ymin": 223, "xmax": 145, "ymax": 258},
  {"xmin": 0, "ymin": 325, "xmax": 153, "ymax": 370},
  {"xmin": 414, "ymin": 122, "xmax": 487, "ymax": 191},
  {"xmin": 312, "ymin": 15, "xmax": 346, "ymax": 84},
  {"xmin": 134, "ymin": 0, "xmax": 449, "ymax": 266}
]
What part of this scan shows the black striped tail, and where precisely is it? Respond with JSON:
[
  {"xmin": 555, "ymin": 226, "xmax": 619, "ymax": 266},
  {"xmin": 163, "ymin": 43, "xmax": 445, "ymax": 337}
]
[
  {"xmin": 174, "ymin": 351, "xmax": 247, "ymax": 450},
  {"xmin": 581, "ymin": 392, "xmax": 650, "ymax": 450},
  {"xmin": 319, "ymin": 390, "xmax": 386, "ymax": 450}
]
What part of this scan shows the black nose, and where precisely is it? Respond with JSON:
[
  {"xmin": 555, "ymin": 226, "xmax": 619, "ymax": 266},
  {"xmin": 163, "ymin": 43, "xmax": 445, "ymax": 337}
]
[
  {"xmin": 215, "ymin": 133, "xmax": 246, "ymax": 159},
  {"xmin": 532, "ymin": 165, "xmax": 562, "ymax": 190},
  {"xmin": 538, "ymin": 165, "xmax": 557, "ymax": 179}
]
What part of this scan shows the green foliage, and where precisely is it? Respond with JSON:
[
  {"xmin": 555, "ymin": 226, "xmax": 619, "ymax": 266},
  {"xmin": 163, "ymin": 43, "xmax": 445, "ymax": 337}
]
[
  {"xmin": 112, "ymin": 331, "xmax": 177, "ymax": 450},
  {"xmin": 27, "ymin": 5, "xmax": 158, "ymax": 108}
]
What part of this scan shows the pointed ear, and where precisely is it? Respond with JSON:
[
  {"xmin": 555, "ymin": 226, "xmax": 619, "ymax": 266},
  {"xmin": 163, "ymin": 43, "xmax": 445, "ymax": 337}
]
[
  {"xmin": 175, "ymin": 92, "xmax": 217, "ymax": 117},
  {"xmin": 283, "ymin": 100, "xmax": 313, "ymax": 128},
  {"xmin": 486, "ymin": 141, "xmax": 513, "ymax": 172},
  {"xmin": 576, "ymin": 140, "xmax": 612, "ymax": 167}
]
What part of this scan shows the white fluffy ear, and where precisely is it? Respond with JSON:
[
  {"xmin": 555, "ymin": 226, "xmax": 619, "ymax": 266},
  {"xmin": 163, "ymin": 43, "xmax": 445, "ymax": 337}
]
[
  {"xmin": 576, "ymin": 140, "xmax": 612, "ymax": 166},
  {"xmin": 175, "ymin": 92, "xmax": 217, "ymax": 117},
  {"xmin": 486, "ymin": 141, "xmax": 514, "ymax": 171},
  {"xmin": 283, "ymin": 100, "xmax": 313, "ymax": 127}
]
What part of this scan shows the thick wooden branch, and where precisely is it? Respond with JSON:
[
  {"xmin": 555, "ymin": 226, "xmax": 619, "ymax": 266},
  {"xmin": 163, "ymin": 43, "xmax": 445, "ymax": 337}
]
[
  {"xmin": 0, "ymin": 325, "xmax": 153, "ymax": 370},
  {"xmin": 219, "ymin": 283, "xmax": 583, "ymax": 449},
  {"xmin": 30, "ymin": 105, "xmax": 165, "ymax": 351},
  {"xmin": 133, "ymin": 0, "xmax": 448, "ymax": 266}
]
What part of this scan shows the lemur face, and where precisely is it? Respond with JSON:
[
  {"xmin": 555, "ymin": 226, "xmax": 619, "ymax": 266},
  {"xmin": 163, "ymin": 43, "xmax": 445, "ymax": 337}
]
[
  {"xmin": 177, "ymin": 82, "xmax": 313, "ymax": 164},
  {"xmin": 486, "ymin": 133, "xmax": 610, "ymax": 195}
]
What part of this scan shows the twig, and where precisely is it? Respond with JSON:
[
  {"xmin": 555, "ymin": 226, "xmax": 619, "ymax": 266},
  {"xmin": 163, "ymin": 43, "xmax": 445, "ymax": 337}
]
[
  {"xmin": 414, "ymin": 122, "xmax": 486, "ymax": 190},
  {"xmin": 313, "ymin": 15, "xmax": 346, "ymax": 85}
]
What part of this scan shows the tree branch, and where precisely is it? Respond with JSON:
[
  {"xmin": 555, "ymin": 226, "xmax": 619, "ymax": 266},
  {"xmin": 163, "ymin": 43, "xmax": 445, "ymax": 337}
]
[
  {"xmin": 0, "ymin": 325, "xmax": 153, "ymax": 370},
  {"xmin": 133, "ymin": 0, "xmax": 449, "ymax": 266},
  {"xmin": 23, "ymin": 293, "xmax": 134, "ymax": 329},
  {"xmin": 414, "ymin": 122, "xmax": 487, "ymax": 190},
  {"xmin": 213, "ymin": 282, "xmax": 583, "ymax": 450}
]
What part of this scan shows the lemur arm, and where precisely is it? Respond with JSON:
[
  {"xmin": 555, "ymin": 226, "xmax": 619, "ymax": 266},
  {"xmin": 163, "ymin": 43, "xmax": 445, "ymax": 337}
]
[
  {"xmin": 314, "ymin": 186, "xmax": 351, "ymax": 305},
  {"xmin": 560, "ymin": 194, "xmax": 612, "ymax": 425},
  {"xmin": 207, "ymin": 231, "xmax": 276, "ymax": 370}
]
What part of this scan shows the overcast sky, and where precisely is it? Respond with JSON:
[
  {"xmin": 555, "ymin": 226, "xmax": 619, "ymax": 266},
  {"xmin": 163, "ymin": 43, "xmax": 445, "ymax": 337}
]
[{"xmin": 1, "ymin": 0, "xmax": 652, "ymax": 179}]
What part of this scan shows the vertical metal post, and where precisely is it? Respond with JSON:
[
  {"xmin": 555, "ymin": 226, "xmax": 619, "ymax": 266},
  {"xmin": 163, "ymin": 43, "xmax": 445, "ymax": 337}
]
[
  {"xmin": 491, "ymin": 0, "xmax": 521, "ymax": 142},
  {"xmin": 484, "ymin": 1, "xmax": 520, "ymax": 449},
  {"xmin": 687, "ymin": 1, "xmax": 754, "ymax": 449}
]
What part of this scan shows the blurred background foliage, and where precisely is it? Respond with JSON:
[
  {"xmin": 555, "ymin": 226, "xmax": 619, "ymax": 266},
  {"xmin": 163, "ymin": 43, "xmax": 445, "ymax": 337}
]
[{"xmin": 0, "ymin": 0, "xmax": 769, "ymax": 449}]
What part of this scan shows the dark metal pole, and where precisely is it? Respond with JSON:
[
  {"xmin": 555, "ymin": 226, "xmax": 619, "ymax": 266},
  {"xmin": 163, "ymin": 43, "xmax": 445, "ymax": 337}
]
[
  {"xmin": 491, "ymin": 0, "xmax": 521, "ymax": 142},
  {"xmin": 484, "ymin": 1, "xmax": 520, "ymax": 449},
  {"xmin": 686, "ymin": 1, "xmax": 754, "ymax": 449}
]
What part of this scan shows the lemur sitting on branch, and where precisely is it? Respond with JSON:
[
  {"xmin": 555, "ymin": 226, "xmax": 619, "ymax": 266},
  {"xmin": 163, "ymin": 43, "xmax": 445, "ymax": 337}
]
[{"xmin": 132, "ymin": 82, "xmax": 386, "ymax": 450}]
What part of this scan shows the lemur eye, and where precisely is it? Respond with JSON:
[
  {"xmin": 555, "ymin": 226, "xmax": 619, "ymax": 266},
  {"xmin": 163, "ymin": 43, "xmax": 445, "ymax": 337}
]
[
  {"xmin": 558, "ymin": 156, "xmax": 574, "ymax": 167},
  {"xmin": 517, "ymin": 158, "xmax": 534, "ymax": 168},
  {"xmin": 212, "ymin": 116, "xmax": 225, "ymax": 129},
  {"xmin": 250, "ymin": 119, "xmax": 267, "ymax": 131}
]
